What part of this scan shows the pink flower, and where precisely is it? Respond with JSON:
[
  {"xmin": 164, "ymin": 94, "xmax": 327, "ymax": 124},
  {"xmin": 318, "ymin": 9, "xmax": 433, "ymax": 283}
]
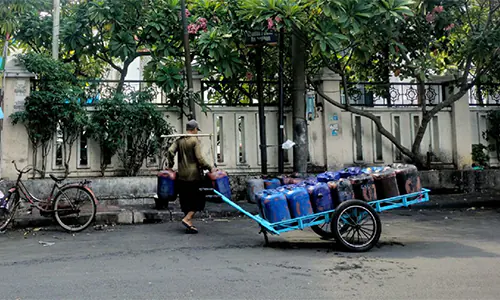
[
  {"xmin": 275, "ymin": 16, "xmax": 282, "ymax": 23},
  {"xmin": 444, "ymin": 23, "xmax": 455, "ymax": 31},
  {"xmin": 197, "ymin": 18, "xmax": 208, "ymax": 30},
  {"xmin": 179, "ymin": 9, "xmax": 191, "ymax": 18},
  {"xmin": 246, "ymin": 72, "xmax": 253, "ymax": 80},
  {"xmin": 426, "ymin": 13, "xmax": 435, "ymax": 23},
  {"xmin": 267, "ymin": 18, "xmax": 274, "ymax": 30},
  {"xmin": 433, "ymin": 6, "xmax": 444, "ymax": 14},
  {"xmin": 187, "ymin": 23, "xmax": 199, "ymax": 34}
]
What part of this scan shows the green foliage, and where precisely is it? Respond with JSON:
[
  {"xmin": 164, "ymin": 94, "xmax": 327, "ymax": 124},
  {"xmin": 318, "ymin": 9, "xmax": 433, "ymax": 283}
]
[
  {"xmin": 116, "ymin": 89, "xmax": 174, "ymax": 176},
  {"xmin": 472, "ymin": 144, "xmax": 489, "ymax": 167},
  {"xmin": 88, "ymin": 95, "xmax": 128, "ymax": 175},
  {"xmin": 11, "ymin": 53, "xmax": 88, "ymax": 177}
]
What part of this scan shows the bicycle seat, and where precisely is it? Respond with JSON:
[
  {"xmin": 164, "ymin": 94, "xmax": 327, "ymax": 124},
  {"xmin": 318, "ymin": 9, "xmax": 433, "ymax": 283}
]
[{"xmin": 50, "ymin": 174, "xmax": 65, "ymax": 182}]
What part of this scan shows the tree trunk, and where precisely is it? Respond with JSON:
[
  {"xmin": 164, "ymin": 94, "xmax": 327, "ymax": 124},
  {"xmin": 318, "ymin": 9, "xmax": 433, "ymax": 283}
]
[
  {"xmin": 291, "ymin": 32, "xmax": 308, "ymax": 174},
  {"xmin": 116, "ymin": 59, "xmax": 132, "ymax": 94}
]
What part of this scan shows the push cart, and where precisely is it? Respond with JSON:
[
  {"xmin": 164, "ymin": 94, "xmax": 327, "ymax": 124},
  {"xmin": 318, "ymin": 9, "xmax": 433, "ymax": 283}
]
[
  {"xmin": 205, "ymin": 188, "xmax": 430, "ymax": 252},
  {"xmin": 161, "ymin": 133, "xmax": 430, "ymax": 252}
]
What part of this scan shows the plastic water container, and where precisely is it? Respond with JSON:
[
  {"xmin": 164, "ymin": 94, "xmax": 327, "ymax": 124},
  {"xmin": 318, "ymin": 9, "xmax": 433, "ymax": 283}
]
[
  {"xmin": 350, "ymin": 174, "xmax": 377, "ymax": 201},
  {"xmin": 279, "ymin": 174, "xmax": 304, "ymax": 185},
  {"xmin": 157, "ymin": 170, "xmax": 177, "ymax": 208},
  {"xmin": 339, "ymin": 167, "xmax": 362, "ymax": 178},
  {"xmin": 281, "ymin": 186, "xmax": 313, "ymax": 218},
  {"xmin": 394, "ymin": 164, "xmax": 422, "ymax": 195},
  {"xmin": 264, "ymin": 178, "xmax": 281, "ymax": 190},
  {"xmin": 372, "ymin": 170, "xmax": 400, "ymax": 199},
  {"xmin": 305, "ymin": 182, "xmax": 334, "ymax": 213},
  {"xmin": 246, "ymin": 179, "xmax": 265, "ymax": 204},
  {"xmin": 207, "ymin": 170, "xmax": 232, "ymax": 200},
  {"xmin": 317, "ymin": 171, "xmax": 340, "ymax": 183},
  {"xmin": 327, "ymin": 179, "xmax": 354, "ymax": 207},
  {"xmin": 257, "ymin": 190, "xmax": 291, "ymax": 223}
]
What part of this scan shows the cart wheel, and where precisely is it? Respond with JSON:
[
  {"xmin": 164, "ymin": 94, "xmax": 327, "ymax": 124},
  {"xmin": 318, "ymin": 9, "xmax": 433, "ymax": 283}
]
[
  {"xmin": 311, "ymin": 213, "xmax": 335, "ymax": 239},
  {"xmin": 331, "ymin": 200, "xmax": 381, "ymax": 252}
]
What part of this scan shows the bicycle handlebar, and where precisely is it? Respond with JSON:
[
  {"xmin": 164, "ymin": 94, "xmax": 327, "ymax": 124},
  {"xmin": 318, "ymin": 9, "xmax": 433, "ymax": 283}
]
[{"xmin": 12, "ymin": 160, "xmax": 33, "ymax": 175}]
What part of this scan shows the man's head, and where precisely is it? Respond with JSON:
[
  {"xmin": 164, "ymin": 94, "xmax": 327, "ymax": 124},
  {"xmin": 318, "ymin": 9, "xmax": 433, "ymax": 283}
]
[{"xmin": 186, "ymin": 119, "xmax": 201, "ymax": 134}]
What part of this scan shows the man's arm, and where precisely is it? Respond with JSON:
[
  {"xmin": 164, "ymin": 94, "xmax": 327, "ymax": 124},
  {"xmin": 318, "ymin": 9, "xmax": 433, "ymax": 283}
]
[
  {"xmin": 166, "ymin": 140, "xmax": 178, "ymax": 169},
  {"xmin": 194, "ymin": 140, "xmax": 212, "ymax": 171}
]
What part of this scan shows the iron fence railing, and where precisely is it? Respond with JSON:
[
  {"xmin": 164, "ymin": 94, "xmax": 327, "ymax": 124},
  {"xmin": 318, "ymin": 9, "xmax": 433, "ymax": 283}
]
[
  {"xmin": 469, "ymin": 84, "xmax": 500, "ymax": 106},
  {"xmin": 201, "ymin": 80, "xmax": 291, "ymax": 106},
  {"xmin": 341, "ymin": 82, "xmax": 444, "ymax": 107},
  {"xmin": 30, "ymin": 79, "xmax": 174, "ymax": 106}
]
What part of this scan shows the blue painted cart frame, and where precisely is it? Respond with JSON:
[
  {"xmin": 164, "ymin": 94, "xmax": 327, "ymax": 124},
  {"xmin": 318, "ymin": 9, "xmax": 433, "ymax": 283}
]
[{"xmin": 210, "ymin": 188, "xmax": 430, "ymax": 237}]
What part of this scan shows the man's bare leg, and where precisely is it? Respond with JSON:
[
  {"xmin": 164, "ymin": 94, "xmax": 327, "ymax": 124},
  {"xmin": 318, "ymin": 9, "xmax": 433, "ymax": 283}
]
[{"xmin": 182, "ymin": 211, "xmax": 196, "ymax": 227}]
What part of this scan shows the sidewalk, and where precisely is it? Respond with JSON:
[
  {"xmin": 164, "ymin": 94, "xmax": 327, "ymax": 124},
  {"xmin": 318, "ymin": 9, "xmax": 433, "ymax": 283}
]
[{"xmin": 9, "ymin": 192, "xmax": 500, "ymax": 229}]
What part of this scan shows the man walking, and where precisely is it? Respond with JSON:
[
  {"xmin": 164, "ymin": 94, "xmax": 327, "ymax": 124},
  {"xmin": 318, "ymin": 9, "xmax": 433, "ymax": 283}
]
[{"xmin": 167, "ymin": 120, "xmax": 215, "ymax": 234}]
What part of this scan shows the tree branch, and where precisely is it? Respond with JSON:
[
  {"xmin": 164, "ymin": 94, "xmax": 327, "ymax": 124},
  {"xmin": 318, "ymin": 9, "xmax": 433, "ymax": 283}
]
[{"xmin": 308, "ymin": 76, "xmax": 415, "ymax": 160}]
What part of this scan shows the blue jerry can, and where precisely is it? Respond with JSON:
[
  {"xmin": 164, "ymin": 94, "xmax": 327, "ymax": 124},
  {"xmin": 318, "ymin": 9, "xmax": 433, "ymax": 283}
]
[
  {"xmin": 157, "ymin": 170, "xmax": 177, "ymax": 209},
  {"xmin": 328, "ymin": 179, "xmax": 354, "ymax": 207},
  {"xmin": 309, "ymin": 182, "xmax": 334, "ymax": 213},
  {"xmin": 282, "ymin": 186, "xmax": 313, "ymax": 218},
  {"xmin": 317, "ymin": 171, "xmax": 340, "ymax": 183},
  {"xmin": 208, "ymin": 170, "xmax": 232, "ymax": 201},
  {"xmin": 264, "ymin": 178, "xmax": 281, "ymax": 190},
  {"xmin": 258, "ymin": 190, "xmax": 291, "ymax": 223}
]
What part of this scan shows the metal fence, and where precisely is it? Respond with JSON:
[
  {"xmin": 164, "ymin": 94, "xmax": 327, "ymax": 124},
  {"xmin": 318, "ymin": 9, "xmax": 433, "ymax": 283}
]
[
  {"xmin": 31, "ymin": 79, "xmax": 174, "ymax": 106},
  {"xmin": 341, "ymin": 82, "xmax": 444, "ymax": 107},
  {"xmin": 201, "ymin": 80, "xmax": 291, "ymax": 106},
  {"xmin": 469, "ymin": 84, "xmax": 500, "ymax": 106}
]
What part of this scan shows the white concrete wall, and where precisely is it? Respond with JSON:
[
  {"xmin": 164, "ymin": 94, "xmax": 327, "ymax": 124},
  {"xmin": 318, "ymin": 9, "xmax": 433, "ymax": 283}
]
[{"xmin": 0, "ymin": 62, "xmax": 482, "ymax": 179}]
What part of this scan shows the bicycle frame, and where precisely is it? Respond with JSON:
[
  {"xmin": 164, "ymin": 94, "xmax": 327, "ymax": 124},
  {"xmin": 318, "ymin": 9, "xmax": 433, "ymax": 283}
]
[{"xmin": 10, "ymin": 170, "xmax": 98, "ymax": 213}]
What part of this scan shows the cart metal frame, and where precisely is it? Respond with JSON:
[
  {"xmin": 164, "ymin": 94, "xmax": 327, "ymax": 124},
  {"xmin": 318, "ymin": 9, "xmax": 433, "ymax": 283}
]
[{"xmin": 208, "ymin": 188, "xmax": 430, "ymax": 251}]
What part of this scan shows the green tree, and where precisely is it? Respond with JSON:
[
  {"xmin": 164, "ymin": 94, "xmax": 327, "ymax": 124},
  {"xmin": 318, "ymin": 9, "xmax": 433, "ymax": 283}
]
[
  {"xmin": 88, "ymin": 95, "xmax": 128, "ymax": 176},
  {"xmin": 117, "ymin": 89, "xmax": 174, "ymax": 176},
  {"xmin": 11, "ymin": 53, "xmax": 87, "ymax": 177},
  {"xmin": 240, "ymin": 0, "xmax": 500, "ymax": 168}
]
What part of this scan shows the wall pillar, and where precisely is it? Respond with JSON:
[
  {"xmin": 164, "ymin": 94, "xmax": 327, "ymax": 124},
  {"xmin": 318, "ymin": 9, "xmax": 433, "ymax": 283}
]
[
  {"xmin": 1, "ymin": 57, "xmax": 35, "ymax": 179},
  {"xmin": 317, "ymin": 69, "xmax": 351, "ymax": 170},
  {"xmin": 450, "ymin": 89, "xmax": 473, "ymax": 169}
]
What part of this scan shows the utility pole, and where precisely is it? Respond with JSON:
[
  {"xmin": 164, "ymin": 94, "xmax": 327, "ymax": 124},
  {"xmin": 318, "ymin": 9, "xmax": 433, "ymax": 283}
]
[
  {"xmin": 180, "ymin": 0, "xmax": 195, "ymax": 120},
  {"xmin": 52, "ymin": 0, "xmax": 60, "ymax": 60},
  {"xmin": 278, "ymin": 28, "xmax": 285, "ymax": 174},
  {"xmin": 256, "ymin": 46, "xmax": 267, "ymax": 175},
  {"xmin": 291, "ymin": 32, "xmax": 308, "ymax": 174}
]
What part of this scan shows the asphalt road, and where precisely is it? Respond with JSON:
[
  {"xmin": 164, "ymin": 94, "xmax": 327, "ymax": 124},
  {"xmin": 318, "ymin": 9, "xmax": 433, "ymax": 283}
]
[{"xmin": 1, "ymin": 208, "xmax": 500, "ymax": 300}]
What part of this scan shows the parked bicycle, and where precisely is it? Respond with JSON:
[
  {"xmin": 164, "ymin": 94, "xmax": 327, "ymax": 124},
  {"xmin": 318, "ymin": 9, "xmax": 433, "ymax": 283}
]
[{"xmin": 0, "ymin": 161, "xmax": 98, "ymax": 232}]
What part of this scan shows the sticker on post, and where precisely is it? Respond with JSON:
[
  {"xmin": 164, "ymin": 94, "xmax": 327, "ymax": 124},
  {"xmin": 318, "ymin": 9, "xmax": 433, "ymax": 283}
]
[{"xmin": 282, "ymin": 140, "xmax": 296, "ymax": 150}]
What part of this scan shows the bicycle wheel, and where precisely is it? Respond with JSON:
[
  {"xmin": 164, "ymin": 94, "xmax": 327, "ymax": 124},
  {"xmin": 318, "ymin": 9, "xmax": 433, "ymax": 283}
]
[
  {"xmin": 53, "ymin": 186, "xmax": 96, "ymax": 232},
  {"xmin": 0, "ymin": 192, "xmax": 20, "ymax": 231}
]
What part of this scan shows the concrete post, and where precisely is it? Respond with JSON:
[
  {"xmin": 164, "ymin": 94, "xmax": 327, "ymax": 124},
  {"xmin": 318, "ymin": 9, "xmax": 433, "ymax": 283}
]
[
  {"xmin": 1, "ymin": 57, "xmax": 35, "ymax": 179},
  {"xmin": 450, "ymin": 89, "xmax": 473, "ymax": 169},
  {"xmin": 317, "ymin": 69, "xmax": 352, "ymax": 170}
]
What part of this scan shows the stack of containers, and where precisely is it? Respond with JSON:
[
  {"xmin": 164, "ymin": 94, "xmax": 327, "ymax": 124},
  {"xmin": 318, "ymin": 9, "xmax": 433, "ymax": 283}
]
[{"xmin": 253, "ymin": 164, "xmax": 421, "ymax": 225}]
